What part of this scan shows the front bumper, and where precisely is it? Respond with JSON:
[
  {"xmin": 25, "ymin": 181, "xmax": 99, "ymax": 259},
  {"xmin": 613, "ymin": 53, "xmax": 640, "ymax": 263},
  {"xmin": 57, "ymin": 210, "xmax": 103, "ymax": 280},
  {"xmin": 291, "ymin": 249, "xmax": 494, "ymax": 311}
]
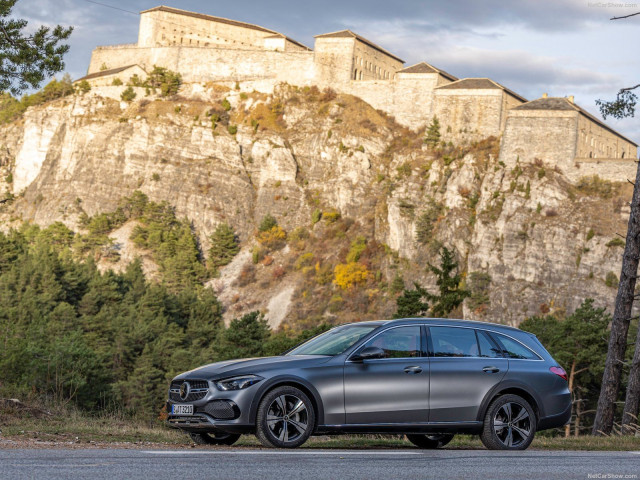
[{"xmin": 166, "ymin": 379, "xmax": 257, "ymax": 433}]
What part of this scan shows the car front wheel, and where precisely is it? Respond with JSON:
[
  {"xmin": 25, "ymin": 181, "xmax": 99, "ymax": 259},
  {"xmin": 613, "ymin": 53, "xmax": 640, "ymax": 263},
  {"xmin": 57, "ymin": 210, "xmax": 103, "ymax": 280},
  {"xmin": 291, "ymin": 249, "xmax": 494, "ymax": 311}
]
[
  {"xmin": 480, "ymin": 394, "xmax": 536, "ymax": 450},
  {"xmin": 406, "ymin": 434, "xmax": 454, "ymax": 449},
  {"xmin": 189, "ymin": 432, "xmax": 241, "ymax": 446},
  {"xmin": 255, "ymin": 386, "xmax": 315, "ymax": 448}
]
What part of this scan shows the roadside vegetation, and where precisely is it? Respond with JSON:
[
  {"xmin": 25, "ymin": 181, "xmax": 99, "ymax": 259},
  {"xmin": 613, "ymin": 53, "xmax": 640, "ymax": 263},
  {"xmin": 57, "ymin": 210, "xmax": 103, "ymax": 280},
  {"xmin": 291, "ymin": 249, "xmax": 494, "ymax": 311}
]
[{"xmin": 2, "ymin": 398, "xmax": 639, "ymax": 451}]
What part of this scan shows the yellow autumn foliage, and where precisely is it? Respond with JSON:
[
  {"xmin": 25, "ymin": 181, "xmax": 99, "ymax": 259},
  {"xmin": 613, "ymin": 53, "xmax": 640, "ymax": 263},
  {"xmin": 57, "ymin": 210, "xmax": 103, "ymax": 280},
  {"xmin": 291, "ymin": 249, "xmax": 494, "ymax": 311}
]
[
  {"xmin": 333, "ymin": 262, "xmax": 369, "ymax": 289},
  {"xmin": 256, "ymin": 225, "xmax": 287, "ymax": 248}
]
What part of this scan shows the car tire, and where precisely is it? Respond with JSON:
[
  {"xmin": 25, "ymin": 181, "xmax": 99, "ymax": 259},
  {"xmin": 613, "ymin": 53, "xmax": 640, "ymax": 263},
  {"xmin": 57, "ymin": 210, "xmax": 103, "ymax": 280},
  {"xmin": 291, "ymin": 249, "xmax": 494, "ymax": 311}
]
[
  {"xmin": 189, "ymin": 432, "xmax": 241, "ymax": 446},
  {"xmin": 480, "ymin": 394, "xmax": 536, "ymax": 450},
  {"xmin": 406, "ymin": 434, "xmax": 454, "ymax": 449},
  {"xmin": 255, "ymin": 385, "xmax": 315, "ymax": 448}
]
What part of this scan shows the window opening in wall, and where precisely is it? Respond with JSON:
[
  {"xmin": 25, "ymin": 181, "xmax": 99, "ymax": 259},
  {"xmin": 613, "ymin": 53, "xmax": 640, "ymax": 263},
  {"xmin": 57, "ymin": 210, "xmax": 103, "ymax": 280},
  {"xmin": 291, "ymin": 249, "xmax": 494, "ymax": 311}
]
[
  {"xmin": 622, "ymin": 152, "xmax": 626, "ymax": 158},
  {"xmin": 589, "ymin": 152, "xmax": 593, "ymax": 158},
  {"xmin": 354, "ymin": 69, "xmax": 358, "ymax": 80},
  {"xmin": 359, "ymin": 71, "xmax": 363, "ymax": 80}
]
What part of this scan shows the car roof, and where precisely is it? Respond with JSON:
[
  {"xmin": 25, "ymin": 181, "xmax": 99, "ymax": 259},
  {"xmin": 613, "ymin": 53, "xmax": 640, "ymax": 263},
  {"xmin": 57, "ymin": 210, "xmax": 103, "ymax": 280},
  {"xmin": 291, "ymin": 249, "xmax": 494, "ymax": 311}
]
[{"xmin": 346, "ymin": 318, "xmax": 524, "ymax": 334}]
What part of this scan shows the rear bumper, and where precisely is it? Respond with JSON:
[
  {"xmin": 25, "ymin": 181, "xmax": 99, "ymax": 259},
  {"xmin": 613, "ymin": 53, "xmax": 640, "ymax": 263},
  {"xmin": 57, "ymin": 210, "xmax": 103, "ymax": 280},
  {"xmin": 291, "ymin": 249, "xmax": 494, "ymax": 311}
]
[{"xmin": 537, "ymin": 401, "xmax": 571, "ymax": 430}]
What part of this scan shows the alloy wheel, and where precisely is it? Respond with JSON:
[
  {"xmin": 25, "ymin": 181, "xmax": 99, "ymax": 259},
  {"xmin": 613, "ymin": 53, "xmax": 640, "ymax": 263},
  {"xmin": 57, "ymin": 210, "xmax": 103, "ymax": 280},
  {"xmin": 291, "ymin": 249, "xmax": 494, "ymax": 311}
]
[
  {"xmin": 493, "ymin": 402, "xmax": 532, "ymax": 448},
  {"xmin": 266, "ymin": 394, "xmax": 309, "ymax": 443}
]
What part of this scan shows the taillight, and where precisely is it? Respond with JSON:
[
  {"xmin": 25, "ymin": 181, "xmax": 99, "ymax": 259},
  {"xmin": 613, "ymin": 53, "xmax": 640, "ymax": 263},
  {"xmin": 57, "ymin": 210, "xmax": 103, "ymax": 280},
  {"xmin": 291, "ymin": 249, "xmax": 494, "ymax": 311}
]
[{"xmin": 550, "ymin": 366, "xmax": 568, "ymax": 381}]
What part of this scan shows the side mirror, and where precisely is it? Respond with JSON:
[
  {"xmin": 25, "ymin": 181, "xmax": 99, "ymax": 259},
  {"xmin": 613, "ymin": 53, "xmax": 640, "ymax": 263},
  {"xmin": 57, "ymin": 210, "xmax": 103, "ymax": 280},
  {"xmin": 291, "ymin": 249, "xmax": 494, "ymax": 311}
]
[{"xmin": 351, "ymin": 346, "xmax": 385, "ymax": 362}]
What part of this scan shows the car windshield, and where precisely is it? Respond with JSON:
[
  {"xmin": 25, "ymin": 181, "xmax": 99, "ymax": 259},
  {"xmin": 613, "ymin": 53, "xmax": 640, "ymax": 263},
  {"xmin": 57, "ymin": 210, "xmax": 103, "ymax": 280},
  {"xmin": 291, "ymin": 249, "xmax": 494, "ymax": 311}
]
[{"xmin": 286, "ymin": 324, "xmax": 379, "ymax": 356}]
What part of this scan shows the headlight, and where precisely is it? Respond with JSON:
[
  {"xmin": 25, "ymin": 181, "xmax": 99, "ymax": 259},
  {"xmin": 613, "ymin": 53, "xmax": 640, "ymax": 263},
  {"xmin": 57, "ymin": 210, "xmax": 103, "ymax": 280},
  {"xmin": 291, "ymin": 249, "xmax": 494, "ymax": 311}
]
[{"xmin": 215, "ymin": 375, "xmax": 263, "ymax": 391}]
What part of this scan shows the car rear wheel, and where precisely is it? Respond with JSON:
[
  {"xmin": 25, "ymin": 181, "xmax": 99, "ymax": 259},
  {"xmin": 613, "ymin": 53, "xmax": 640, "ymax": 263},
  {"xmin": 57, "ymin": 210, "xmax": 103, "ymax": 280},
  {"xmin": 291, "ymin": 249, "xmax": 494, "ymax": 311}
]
[
  {"xmin": 480, "ymin": 394, "xmax": 536, "ymax": 450},
  {"xmin": 406, "ymin": 434, "xmax": 454, "ymax": 449},
  {"xmin": 255, "ymin": 386, "xmax": 315, "ymax": 448},
  {"xmin": 189, "ymin": 432, "xmax": 241, "ymax": 446}
]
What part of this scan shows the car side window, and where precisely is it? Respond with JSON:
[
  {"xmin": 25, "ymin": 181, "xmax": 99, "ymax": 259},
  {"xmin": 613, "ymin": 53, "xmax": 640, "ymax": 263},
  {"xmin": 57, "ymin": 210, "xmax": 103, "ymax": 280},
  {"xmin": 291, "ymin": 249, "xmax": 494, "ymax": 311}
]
[
  {"xmin": 361, "ymin": 326, "xmax": 421, "ymax": 358},
  {"xmin": 429, "ymin": 327, "xmax": 479, "ymax": 357},
  {"xmin": 491, "ymin": 333, "xmax": 540, "ymax": 360},
  {"xmin": 476, "ymin": 330, "xmax": 503, "ymax": 358}
]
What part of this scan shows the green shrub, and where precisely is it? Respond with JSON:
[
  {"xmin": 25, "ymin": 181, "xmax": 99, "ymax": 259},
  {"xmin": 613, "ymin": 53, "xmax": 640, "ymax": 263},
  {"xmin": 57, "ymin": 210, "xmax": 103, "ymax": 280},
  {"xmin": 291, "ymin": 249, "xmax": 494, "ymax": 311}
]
[
  {"xmin": 468, "ymin": 272, "xmax": 491, "ymax": 310},
  {"xmin": 228, "ymin": 124, "xmax": 238, "ymax": 135},
  {"xmin": 424, "ymin": 116, "xmax": 441, "ymax": 146},
  {"xmin": 120, "ymin": 86, "xmax": 136, "ymax": 102},
  {"xmin": 311, "ymin": 208, "xmax": 322, "ymax": 224},
  {"xmin": 606, "ymin": 237, "xmax": 625, "ymax": 248},
  {"xmin": 209, "ymin": 223, "xmax": 240, "ymax": 269},
  {"xmin": 77, "ymin": 80, "xmax": 91, "ymax": 92},
  {"xmin": 258, "ymin": 214, "xmax": 278, "ymax": 232},
  {"xmin": 1, "ymin": 76, "xmax": 75, "ymax": 125},
  {"xmin": 576, "ymin": 175, "xmax": 615, "ymax": 198},
  {"xmin": 346, "ymin": 236, "xmax": 367, "ymax": 263},
  {"xmin": 144, "ymin": 66, "xmax": 182, "ymax": 97},
  {"xmin": 605, "ymin": 271, "xmax": 618, "ymax": 288},
  {"xmin": 222, "ymin": 98, "xmax": 231, "ymax": 111},
  {"xmin": 415, "ymin": 198, "xmax": 444, "ymax": 245},
  {"xmin": 111, "ymin": 78, "xmax": 123, "ymax": 86}
]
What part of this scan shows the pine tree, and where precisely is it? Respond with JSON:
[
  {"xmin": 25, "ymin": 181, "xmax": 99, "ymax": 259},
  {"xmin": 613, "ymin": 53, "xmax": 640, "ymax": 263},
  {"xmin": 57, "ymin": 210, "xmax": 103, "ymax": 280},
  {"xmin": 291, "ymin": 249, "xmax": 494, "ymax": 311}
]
[
  {"xmin": 425, "ymin": 116, "xmax": 441, "ymax": 147},
  {"xmin": 521, "ymin": 299, "xmax": 609, "ymax": 436},
  {"xmin": 426, "ymin": 246, "xmax": 469, "ymax": 317},
  {"xmin": 217, "ymin": 311, "xmax": 271, "ymax": 360},
  {"xmin": 258, "ymin": 214, "xmax": 278, "ymax": 232},
  {"xmin": 208, "ymin": 223, "xmax": 239, "ymax": 270},
  {"xmin": 0, "ymin": 0, "xmax": 73, "ymax": 95},
  {"xmin": 393, "ymin": 283, "xmax": 430, "ymax": 318}
]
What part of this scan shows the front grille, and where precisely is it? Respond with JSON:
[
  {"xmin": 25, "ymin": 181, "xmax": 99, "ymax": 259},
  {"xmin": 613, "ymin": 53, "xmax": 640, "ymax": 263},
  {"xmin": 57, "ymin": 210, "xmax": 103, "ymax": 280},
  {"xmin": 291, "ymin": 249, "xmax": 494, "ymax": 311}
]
[
  {"xmin": 204, "ymin": 400, "xmax": 238, "ymax": 420},
  {"xmin": 169, "ymin": 379, "xmax": 209, "ymax": 402}
]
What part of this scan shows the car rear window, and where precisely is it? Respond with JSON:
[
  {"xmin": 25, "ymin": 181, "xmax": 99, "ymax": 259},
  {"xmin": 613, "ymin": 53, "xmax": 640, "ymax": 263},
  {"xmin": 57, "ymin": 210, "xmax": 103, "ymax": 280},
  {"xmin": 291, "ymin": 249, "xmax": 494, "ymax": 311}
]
[
  {"xmin": 491, "ymin": 333, "xmax": 540, "ymax": 360},
  {"xmin": 477, "ymin": 330, "xmax": 503, "ymax": 358}
]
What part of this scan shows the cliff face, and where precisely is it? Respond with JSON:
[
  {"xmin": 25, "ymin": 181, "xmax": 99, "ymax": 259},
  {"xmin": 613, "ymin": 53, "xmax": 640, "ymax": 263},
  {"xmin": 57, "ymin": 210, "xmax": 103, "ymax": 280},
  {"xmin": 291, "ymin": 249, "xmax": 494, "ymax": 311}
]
[{"xmin": 0, "ymin": 85, "xmax": 631, "ymax": 327}]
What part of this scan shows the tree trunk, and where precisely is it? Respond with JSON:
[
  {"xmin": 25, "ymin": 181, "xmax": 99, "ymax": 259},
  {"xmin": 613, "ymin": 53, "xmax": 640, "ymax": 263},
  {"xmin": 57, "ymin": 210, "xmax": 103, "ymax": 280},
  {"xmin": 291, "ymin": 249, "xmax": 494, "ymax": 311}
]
[
  {"xmin": 592, "ymin": 162, "xmax": 640, "ymax": 436},
  {"xmin": 622, "ymin": 328, "xmax": 640, "ymax": 434},
  {"xmin": 574, "ymin": 396, "xmax": 582, "ymax": 436},
  {"xmin": 565, "ymin": 360, "xmax": 576, "ymax": 438}
]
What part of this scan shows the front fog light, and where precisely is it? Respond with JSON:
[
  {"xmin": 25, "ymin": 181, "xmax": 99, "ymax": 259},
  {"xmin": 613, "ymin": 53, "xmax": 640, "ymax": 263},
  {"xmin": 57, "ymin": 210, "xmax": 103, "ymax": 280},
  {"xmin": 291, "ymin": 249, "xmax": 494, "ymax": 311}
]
[{"xmin": 215, "ymin": 375, "xmax": 263, "ymax": 391}]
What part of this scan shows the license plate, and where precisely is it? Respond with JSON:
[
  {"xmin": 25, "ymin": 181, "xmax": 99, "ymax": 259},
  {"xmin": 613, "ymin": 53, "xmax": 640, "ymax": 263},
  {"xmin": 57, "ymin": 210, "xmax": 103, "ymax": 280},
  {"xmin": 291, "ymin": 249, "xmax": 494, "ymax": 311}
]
[{"xmin": 171, "ymin": 404, "xmax": 194, "ymax": 415}]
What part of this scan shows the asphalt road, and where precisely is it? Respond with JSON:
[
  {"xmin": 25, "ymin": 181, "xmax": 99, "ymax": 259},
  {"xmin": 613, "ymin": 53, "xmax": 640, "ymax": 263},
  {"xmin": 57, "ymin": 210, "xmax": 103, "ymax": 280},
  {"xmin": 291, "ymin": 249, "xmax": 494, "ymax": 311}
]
[{"xmin": 0, "ymin": 448, "xmax": 638, "ymax": 480}]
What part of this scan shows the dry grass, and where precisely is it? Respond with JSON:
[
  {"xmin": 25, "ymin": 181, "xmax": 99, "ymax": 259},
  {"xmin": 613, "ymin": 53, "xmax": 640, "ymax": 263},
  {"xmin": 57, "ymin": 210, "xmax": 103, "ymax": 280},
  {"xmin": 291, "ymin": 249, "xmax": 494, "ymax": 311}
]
[{"xmin": 2, "ymin": 400, "xmax": 639, "ymax": 451}]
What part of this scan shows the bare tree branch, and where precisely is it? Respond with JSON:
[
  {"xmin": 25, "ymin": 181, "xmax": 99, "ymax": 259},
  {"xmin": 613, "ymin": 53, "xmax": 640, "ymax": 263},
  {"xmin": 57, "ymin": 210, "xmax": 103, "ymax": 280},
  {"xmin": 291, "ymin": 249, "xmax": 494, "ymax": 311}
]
[{"xmin": 611, "ymin": 12, "xmax": 640, "ymax": 20}]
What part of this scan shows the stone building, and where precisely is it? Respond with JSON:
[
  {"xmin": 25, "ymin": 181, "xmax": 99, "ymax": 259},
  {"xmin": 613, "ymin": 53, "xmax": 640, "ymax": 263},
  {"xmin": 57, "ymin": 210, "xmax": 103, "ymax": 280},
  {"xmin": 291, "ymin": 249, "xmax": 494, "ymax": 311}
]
[
  {"xmin": 79, "ymin": 5, "xmax": 638, "ymax": 172},
  {"xmin": 498, "ymin": 96, "xmax": 637, "ymax": 173}
]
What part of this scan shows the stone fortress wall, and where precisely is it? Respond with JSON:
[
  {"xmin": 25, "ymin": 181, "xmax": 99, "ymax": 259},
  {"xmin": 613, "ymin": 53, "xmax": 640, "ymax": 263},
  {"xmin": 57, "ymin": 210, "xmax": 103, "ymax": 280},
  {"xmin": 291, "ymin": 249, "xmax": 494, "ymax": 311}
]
[{"xmin": 81, "ymin": 5, "xmax": 638, "ymax": 181}]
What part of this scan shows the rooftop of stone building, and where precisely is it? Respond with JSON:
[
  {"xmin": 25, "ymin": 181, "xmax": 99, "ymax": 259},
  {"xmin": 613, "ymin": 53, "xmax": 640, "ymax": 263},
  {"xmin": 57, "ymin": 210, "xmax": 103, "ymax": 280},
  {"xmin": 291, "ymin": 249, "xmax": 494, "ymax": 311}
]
[
  {"xmin": 314, "ymin": 29, "xmax": 405, "ymax": 63},
  {"xmin": 397, "ymin": 62, "xmax": 458, "ymax": 82},
  {"xmin": 140, "ymin": 6, "xmax": 311, "ymax": 51},
  {"xmin": 75, "ymin": 64, "xmax": 143, "ymax": 82},
  {"xmin": 436, "ymin": 78, "xmax": 527, "ymax": 103},
  {"xmin": 514, "ymin": 96, "xmax": 638, "ymax": 146}
]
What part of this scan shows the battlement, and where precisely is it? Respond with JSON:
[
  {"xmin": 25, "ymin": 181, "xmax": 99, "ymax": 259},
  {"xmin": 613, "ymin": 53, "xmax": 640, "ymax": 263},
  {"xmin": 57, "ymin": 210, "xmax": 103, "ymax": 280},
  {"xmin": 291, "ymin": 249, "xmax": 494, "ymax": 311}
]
[{"xmin": 81, "ymin": 5, "xmax": 638, "ymax": 169}]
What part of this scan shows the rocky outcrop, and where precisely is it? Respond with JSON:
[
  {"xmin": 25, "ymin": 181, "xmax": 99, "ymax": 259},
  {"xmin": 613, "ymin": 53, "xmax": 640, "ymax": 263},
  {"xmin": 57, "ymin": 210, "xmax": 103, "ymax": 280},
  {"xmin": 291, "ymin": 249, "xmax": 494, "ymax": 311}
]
[{"xmin": 0, "ymin": 87, "xmax": 631, "ymax": 327}]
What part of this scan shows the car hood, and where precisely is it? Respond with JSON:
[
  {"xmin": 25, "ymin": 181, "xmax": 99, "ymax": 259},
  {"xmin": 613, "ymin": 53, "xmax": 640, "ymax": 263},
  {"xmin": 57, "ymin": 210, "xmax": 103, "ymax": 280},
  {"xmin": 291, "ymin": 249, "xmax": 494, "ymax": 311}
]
[{"xmin": 174, "ymin": 355, "xmax": 332, "ymax": 380}]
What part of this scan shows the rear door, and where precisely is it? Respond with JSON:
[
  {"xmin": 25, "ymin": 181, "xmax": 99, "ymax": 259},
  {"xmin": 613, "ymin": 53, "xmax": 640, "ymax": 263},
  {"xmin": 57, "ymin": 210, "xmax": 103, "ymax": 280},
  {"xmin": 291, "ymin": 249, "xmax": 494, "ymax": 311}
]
[
  {"xmin": 428, "ymin": 326, "xmax": 508, "ymax": 422},
  {"xmin": 344, "ymin": 325, "xmax": 430, "ymax": 424}
]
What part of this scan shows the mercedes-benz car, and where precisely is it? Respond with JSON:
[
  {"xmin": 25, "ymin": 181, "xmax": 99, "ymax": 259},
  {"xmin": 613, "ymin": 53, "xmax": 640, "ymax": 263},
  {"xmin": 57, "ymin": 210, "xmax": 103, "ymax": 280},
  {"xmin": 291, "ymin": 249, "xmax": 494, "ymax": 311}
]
[{"xmin": 166, "ymin": 318, "xmax": 571, "ymax": 450}]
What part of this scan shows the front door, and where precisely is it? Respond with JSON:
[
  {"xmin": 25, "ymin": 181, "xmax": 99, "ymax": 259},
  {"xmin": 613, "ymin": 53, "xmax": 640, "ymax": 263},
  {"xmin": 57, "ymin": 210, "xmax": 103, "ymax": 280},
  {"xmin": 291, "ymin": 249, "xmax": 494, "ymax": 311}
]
[
  {"xmin": 344, "ymin": 325, "xmax": 430, "ymax": 424},
  {"xmin": 428, "ymin": 326, "xmax": 508, "ymax": 422}
]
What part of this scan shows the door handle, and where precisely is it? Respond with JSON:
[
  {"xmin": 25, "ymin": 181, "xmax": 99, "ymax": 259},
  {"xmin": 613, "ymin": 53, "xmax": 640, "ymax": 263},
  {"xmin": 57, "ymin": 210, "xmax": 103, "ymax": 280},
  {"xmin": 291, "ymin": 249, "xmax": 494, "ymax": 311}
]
[
  {"xmin": 483, "ymin": 366, "xmax": 500, "ymax": 373},
  {"xmin": 404, "ymin": 366, "xmax": 423, "ymax": 374}
]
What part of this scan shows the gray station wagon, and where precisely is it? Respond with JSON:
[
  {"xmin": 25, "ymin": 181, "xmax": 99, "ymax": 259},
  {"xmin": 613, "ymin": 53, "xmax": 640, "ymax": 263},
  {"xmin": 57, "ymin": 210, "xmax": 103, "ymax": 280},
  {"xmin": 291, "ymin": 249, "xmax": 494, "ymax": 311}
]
[{"xmin": 166, "ymin": 318, "xmax": 571, "ymax": 450}]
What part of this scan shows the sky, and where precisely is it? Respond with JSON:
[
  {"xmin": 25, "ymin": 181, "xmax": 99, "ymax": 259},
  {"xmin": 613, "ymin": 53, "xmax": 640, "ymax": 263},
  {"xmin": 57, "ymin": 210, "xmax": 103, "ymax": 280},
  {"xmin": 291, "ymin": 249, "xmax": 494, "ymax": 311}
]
[{"xmin": 11, "ymin": 0, "xmax": 640, "ymax": 144}]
